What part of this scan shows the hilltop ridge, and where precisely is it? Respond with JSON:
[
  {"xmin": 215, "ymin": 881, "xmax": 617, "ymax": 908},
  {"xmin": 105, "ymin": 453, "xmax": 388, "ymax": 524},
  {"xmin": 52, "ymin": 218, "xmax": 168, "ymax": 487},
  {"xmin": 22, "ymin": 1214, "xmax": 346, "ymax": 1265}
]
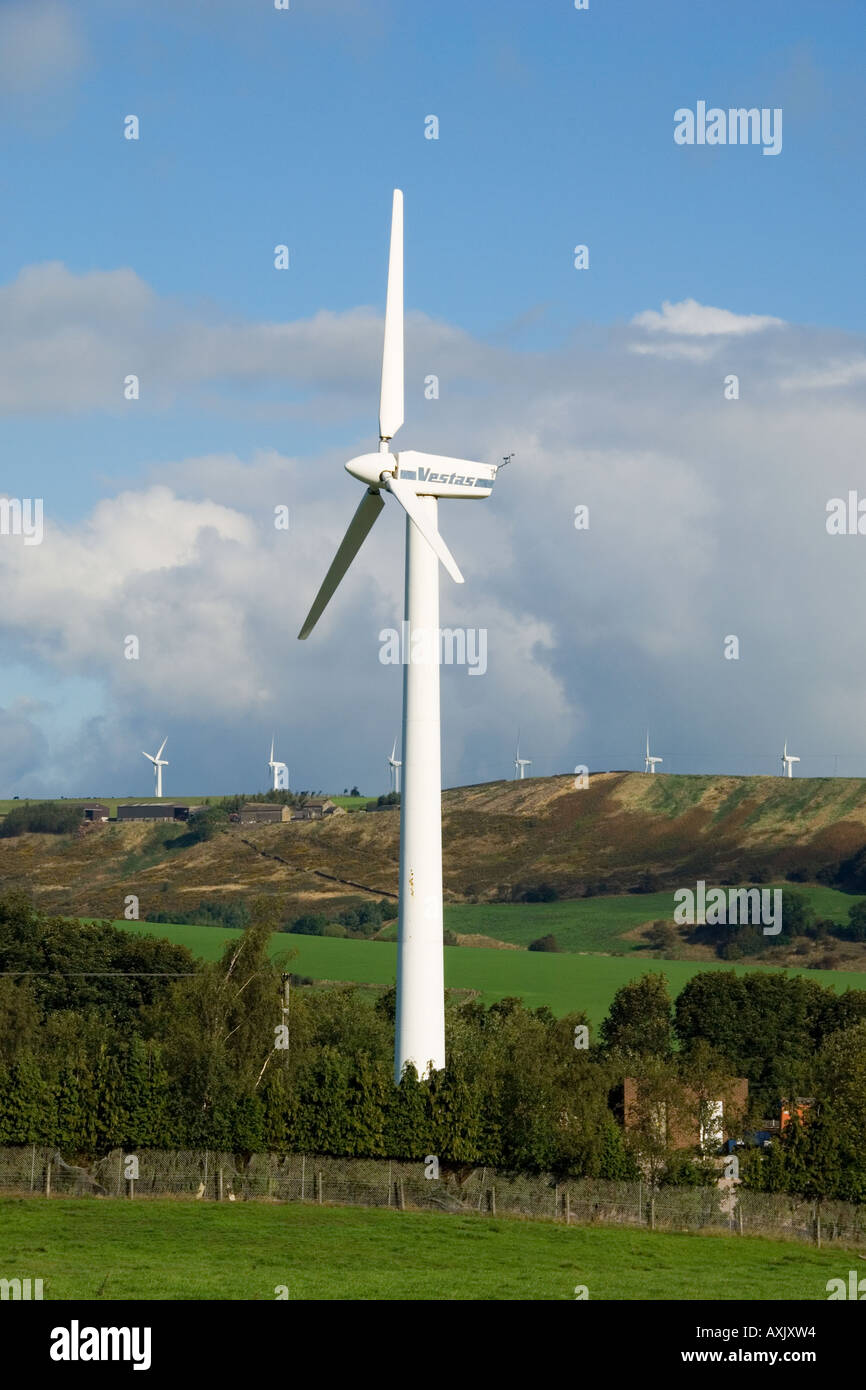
[{"xmin": 2, "ymin": 772, "xmax": 866, "ymax": 921}]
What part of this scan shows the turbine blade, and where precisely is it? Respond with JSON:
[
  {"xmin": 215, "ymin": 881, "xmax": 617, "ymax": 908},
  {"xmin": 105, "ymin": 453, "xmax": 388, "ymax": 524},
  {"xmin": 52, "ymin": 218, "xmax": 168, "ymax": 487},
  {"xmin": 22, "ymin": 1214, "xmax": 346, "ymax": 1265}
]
[
  {"xmin": 379, "ymin": 189, "xmax": 404, "ymax": 442},
  {"xmin": 298, "ymin": 489, "xmax": 385, "ymax": 639},
  {"xmin": 156, "ymin": 738, "xmax": 167, "ymax": 760},
  {"xmin": 388, "ymin": 477, "xmax": 463, "ymax": 583},
  {"xmin": 142, "ymin": 752, "xmax": 154, "ymax": 763}
]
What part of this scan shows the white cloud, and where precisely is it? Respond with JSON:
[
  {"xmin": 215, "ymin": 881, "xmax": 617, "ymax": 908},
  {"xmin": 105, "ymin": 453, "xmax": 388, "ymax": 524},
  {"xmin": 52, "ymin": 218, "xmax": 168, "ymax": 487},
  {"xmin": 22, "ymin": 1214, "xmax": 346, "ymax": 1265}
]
[
  {"xmin": 779, "ymin": 357, "xmax": 866, "ymax": 391},
  {"xmin": 2, "ymin": 270, "xmax": 866, "ymax": 791},
  {"xmin": 0, "ymin": 260, "xmax": 493, "ymax": 419},
  {"xmin": 631, "ymin": 298, "xmax": 785, "ymax": 337}
]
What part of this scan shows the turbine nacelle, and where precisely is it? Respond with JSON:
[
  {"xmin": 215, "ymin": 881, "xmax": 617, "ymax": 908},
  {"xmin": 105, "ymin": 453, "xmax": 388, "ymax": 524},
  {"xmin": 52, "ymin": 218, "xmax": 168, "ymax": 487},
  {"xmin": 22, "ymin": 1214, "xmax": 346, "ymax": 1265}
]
[{"xmin": 345, "ymin": 451, "xmax": 496, "ymax": 500}]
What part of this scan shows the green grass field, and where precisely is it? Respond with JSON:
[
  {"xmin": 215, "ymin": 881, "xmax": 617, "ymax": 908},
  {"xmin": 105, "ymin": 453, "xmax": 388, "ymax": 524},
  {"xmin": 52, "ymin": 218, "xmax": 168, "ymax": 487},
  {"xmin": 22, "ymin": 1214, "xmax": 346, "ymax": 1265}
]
[
  {"xmin": 445, "ymin": 884, "xmax": 866, "ymax": 952},
  {"xmin": 0, "ymin": 1197, "xmax": 853, "ymax": 1300},
  {"xmin": 115, "ymin": 917, "xmax": 866, "ymax": 1028}
]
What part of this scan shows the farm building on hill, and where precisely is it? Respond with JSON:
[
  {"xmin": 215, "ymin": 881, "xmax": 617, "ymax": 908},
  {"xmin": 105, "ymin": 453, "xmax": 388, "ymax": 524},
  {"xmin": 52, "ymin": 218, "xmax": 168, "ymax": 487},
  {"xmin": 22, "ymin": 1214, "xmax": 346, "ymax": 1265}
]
[
  {"xmin": 117, "ymin": 803, "xmax": 190, "ymax": 822},
  {"xmin": 81, "ymin": 804, "xmax": 109, "ymax": 822},
  {"xmin": 239, "ymin": 802, "xmax": 291, "ymax": 825},
  {"xmin": 291, "ymin": 798, "xmax": 341, "ymax": 821}
]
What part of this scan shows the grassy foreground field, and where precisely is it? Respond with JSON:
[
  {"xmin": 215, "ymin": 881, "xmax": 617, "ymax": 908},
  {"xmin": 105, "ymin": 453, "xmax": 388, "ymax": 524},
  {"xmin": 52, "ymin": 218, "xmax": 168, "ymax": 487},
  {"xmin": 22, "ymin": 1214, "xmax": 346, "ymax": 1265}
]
[
  {"xmin": 0, "ymin": 1198, "xmax": 851, "ymax": 1300},
  {"xmin": 115, "ymin": 919, "xmax": 866, "ymax": 1027}
]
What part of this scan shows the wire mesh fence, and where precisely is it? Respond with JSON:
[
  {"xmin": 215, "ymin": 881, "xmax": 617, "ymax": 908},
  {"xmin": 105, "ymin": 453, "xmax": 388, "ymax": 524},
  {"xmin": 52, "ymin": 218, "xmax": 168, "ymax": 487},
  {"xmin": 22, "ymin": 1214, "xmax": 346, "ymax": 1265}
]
[{"xmin": 0, "ymin": 1147, "xmax": 863, "ymax": 1246}]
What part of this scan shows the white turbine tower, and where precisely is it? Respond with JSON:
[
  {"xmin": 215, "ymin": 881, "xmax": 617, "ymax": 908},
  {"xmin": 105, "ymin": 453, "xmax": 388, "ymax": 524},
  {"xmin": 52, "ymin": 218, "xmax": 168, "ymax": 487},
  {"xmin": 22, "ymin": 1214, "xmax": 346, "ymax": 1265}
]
[
  {"xmin": 514, "ymin": 733, "xmax": 531, "ymax": 780},
  {"xmin": 268, "ymin": 736, "xmax": 289, "ymax": 791},
  {"xmin": 142, "ymin": 738, "xmax": 168, "ymax": 798},
  {"xmin": 298, "ymin": 189, "xmax": 499, "ymax": 1082},
  {"xmin": 644, "ymin": 731, "xmax": 663, "ymax": 774},
  {"xmin": 388, "ymin": 736, "xmax": 402, "ymax": 794},
  {"xmin": 782, "ymin": 741, "xmax": 800, "ymax": 778}
]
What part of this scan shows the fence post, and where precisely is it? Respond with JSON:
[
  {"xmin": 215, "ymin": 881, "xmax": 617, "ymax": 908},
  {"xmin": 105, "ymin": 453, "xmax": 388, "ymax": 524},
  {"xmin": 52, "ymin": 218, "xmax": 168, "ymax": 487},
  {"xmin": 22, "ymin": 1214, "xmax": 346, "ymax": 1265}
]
[
  {"xmin": 217, "ymin": 1167, "xmax": 224, "ymax": 1202},
  {"xmin": 650, "ymin": 1190, "xmax": 655, "ymax": 1230},
  {"xmin": 738, "ymin": 1204, "xmax": 743, "ymax": 1236},
  {"xmin": 398, "ymin": 1177, "xmax": 405, "ymax": 1210},
  {"xmin": 316, "ymin": 1171, "xmax": 323, "ymax": 1205},
  {"xmin": 387, "ymin": 1160, "xmax": 392, "ymax": 1206},
  {"xmin": 638, "ymin": 1179, "xmax": 642, "ymax": 1225},
  {"xmin": 489, "ymin": 1187, "xmax": 496, "ymax": 1216},
  {"xmin": 301, "ymin": 1154, "xmax": 305, "ymax": 1202},
  {"xmin": 29, "ymin": 1144, "xmax": 36, "ymax": 1192},
  {"xmin": 43, "ymin": 1156, "xmax": 52, "ymax": 1199},
  {"xmin": 554, "ymin": 1181, "xmax": 559, "ymax": 1220},
  {"xmin": 564, "ymin": 1187, "xmax": 570, "ymax": 1226}
]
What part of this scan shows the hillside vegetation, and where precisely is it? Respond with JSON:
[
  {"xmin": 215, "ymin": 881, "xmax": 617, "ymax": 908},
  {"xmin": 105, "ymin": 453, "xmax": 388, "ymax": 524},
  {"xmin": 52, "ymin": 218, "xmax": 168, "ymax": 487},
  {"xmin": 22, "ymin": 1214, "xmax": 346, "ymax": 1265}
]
[{"xmin": 4, "ymin": 773, "xmax": 866, "ymax": 924}]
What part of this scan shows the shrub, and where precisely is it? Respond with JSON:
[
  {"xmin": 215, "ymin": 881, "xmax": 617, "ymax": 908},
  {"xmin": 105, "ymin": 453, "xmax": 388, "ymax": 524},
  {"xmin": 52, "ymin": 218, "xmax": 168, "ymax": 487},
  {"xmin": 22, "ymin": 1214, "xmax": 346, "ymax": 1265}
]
[
  {"xmin": 522, "ymin": 883, "xmax": 559, "ymax": 903},
  {"xmin": 528, "ymin": 934, "xmax": 559, "ymax": 952},
  {"xmin": 0, "ymin": 801, "xmax": 82, "ymax": 837},
  {"xmin": 288, "ymin": 914, "xmax": 328, "ymax": 936}
]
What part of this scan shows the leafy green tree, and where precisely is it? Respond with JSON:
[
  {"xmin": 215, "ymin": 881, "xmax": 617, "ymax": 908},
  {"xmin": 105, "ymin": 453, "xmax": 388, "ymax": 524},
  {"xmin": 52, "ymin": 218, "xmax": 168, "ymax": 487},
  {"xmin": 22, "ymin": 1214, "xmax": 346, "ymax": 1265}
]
[{"xmin": 600, "ymin": 975, "xmax": 673, "ymax": 1057}]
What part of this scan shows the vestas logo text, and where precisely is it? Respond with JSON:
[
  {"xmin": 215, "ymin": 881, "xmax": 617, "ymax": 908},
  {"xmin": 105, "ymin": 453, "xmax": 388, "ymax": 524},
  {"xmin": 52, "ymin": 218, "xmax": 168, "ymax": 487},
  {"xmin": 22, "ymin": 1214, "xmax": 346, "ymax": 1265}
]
[
  {"xmin": 401, "ymin": 468, "xmax": 491, "ymax": 488},
  {"xmin": 50, "ymin": 1321, "xmax": 152, "ymax": 1371}
]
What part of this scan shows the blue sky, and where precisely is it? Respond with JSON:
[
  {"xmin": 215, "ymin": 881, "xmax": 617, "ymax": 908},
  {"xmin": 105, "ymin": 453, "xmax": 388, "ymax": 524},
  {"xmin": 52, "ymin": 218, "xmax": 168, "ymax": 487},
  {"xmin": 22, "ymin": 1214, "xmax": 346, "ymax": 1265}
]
[{"xmin": 1, "ymin": 0, "xmax": 866, "ymax": 798}]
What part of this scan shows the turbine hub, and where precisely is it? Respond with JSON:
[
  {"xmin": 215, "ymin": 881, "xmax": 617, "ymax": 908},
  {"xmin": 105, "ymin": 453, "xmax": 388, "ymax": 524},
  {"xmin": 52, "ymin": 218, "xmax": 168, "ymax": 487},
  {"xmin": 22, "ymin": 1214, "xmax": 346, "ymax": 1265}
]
[{"xmin": 345, "ymin": 452, "xmax": 391, "ymax": 488}]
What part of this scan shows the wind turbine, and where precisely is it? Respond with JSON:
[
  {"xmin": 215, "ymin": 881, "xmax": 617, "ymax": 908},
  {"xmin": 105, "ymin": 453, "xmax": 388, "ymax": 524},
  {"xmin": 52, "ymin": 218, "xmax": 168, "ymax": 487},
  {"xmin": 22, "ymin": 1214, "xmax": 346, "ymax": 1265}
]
[
  {"xmin": 268, "ymin": 736, "xmax": 289, "ymax": 791},
  {"xmin": 388, "ymin": 736, "xmax": 402, "ymax": 794},
  {"xmin": 142, "ymin": 738, "xmax": 168, "ymax": 798},
  {"xmin": 298, "ymin": 189, "xmax": 499, "ymax": 1082},
  {"xmin": 514, "ymin": 733, "xmax": 531, "ymax": 780},
  {"xmin": 644, "ymin": 731, "xmax": 662, "ymax": 774},
  {"xmin": 782, "ymin": 741, "xmax": 800, "ymax": 778}
]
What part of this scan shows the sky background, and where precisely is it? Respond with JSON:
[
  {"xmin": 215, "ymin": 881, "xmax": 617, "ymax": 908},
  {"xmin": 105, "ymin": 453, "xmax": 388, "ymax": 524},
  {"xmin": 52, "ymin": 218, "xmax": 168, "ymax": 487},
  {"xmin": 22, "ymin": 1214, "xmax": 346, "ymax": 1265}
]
[{"xmin": 1, "ymin": 0, "xmax": 865, "ymax": 797}]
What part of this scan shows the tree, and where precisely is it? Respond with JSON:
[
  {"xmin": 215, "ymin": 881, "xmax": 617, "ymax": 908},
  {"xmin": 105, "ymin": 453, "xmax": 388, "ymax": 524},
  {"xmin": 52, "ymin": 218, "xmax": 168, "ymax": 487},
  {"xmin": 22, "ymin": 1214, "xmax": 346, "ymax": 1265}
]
[
  {"xmin": 842, "ymin": 900, "xmax": 866, "ymax": 942},
  {"xmin": 601, "ymin": 975, "xmax": 673, "ymax": 1057},
  {"xmin": 647, "ymin": 921, "xmax": 676, "ymax": 953},
  {"xmin": 288, "ymin": 914, "xmax": 327, "ymax": 936}
]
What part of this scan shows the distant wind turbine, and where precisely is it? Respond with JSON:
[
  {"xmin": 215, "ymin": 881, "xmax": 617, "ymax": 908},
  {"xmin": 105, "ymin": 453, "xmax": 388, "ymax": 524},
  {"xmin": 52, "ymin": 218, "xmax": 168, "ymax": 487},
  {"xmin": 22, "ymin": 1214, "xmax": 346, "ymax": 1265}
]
[
  {"xmin": 782, "ymin": 741, "xmax": 800, "ymax": 778},
  {"xmin": 644, "ymin": 731, "xmax": 663, "ymax": 774},
  {"xmin": 268, "ymin": 736, "xmax": 289, "ymax": 791},
  {"xmin": 142, "ymin": 738, "xmax": 168, "ymax": 798},
  {"xmin": 514, "ymin": 732, "xmax": 531, "ymax": 780},
  {"xmin": 388, "ymin": 736, "xmax": 402, "ymax": 794}
]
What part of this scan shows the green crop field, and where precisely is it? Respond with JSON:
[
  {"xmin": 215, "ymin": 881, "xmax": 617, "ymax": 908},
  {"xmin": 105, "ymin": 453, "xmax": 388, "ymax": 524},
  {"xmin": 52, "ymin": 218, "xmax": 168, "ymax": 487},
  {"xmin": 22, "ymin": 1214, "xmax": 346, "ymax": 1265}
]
[
  {"xmin": 0, "ymin": 1197, "xmax": 852, "ymax": 1300},
  {"xmin": 444, "ymin": 884, "xmax": 866, "ymax": 952},
  {"xmin": 115, "ymin": 917, "xmax": 866, "ymax": 1028}
]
